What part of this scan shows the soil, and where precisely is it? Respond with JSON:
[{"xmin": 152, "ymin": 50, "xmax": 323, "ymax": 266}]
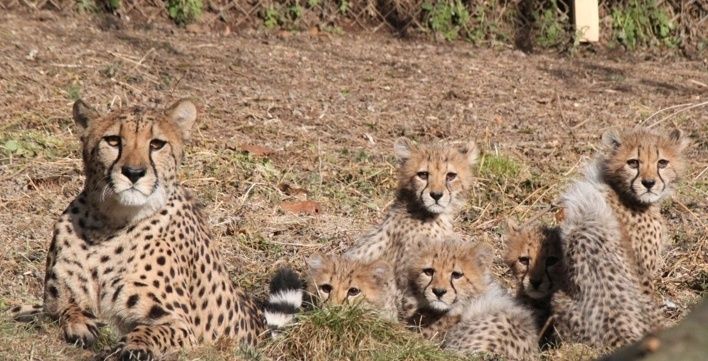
[{"xmin": 0, "ymin": 10, "xmax": 706, "ymax": 361}]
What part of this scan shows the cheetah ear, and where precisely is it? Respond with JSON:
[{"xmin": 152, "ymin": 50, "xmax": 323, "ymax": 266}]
[
  {"xmin": 602, "ymin": 129, "xmax": 622, "ymax": 150},
  {"xmin": 504, "ymin": 218, "xmax": 520, "ymax": 234},
  {"xmin": 456, "ymin": 140, "xmax": 480, "ymax": 166},
  {"xmin": 393, "ymin": 137, "xmax": 415, "ymax": 162},
  {"xmin": 668, "ymin": 129, "xmax": 690, "ymax": 152},
  {"xmin": 466, "ymin": 243, "xmax": 492, "ymax": 269},
  {"xmin": 72, "ymin": 99, "xmax": 100, "ymax": 131},
  {"xmin": 306, "ymin": 255, "xmax": 327, "ymax": 273},
  {"xmin": 369, "ymin": 260, "xmax": 391, "ymax": 284},
  {"xmin": 166, "ymin": 99, "xmax": 197, "ymax": 141}
]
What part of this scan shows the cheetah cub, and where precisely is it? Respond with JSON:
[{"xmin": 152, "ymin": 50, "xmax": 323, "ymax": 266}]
[
  {"xmin": 344, "ymin": 137, "xmax": 478, "ymax": 317},
  {"xmin": 305, "ymin": 254, "xmax": 397, "ymax": 321},
  {"xmin": 11, "ymin": 100, "xmax": 301, "ymax": 360},
  {"xmin": 552, "ymin": 166, "xmax": 653, "ymax": 350},
  {"xmin": 504, "ymin": 220, "xmax": 563, "ymax": 347},
  {"xmin": 407, "ymin": 239, "xmax": 539, "ymax": 361},
  {"xmin": 597, "ymin": 128, "xmax": 689, "ymax": 315}
]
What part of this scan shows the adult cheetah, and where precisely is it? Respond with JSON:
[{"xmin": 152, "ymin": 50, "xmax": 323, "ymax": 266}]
[
  {"xmin": 11, "ymin": 99, "xmax": 301, "ymax": 360},
  {"xmin": 344, "ymin": 137, "xmax": 478, "ymax": 317}
]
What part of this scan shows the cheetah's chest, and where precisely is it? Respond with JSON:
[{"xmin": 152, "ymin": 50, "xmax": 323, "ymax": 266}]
[
  {"xmin": 605, "ymin": 194, "xmax": 664, "ymax": 276},
  {"xmin": 55, "ymin": 207, "xmax": 188, "ymax": 326},
  {"xmin": 387, "ymin": 216, "xmax": 451, "ymax": 262}
]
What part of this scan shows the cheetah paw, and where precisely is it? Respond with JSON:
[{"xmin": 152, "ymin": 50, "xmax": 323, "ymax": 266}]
[
  {"xmin": 119, "ymin": 348, "xmax": 155, "ymax": 361},
  {"xmin": 62, "ymin": 317, "xmax": 100, "ymax": 348}
]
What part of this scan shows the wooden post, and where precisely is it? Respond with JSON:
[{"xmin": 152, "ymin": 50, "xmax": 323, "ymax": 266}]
[{"xmin": 574, "ymin": 0, "xmax": 600, "ymax": 42}]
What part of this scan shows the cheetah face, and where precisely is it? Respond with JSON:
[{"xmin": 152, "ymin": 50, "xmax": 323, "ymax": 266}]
[
  {"xmin": 306, "ymin": 255, "xmax": 392, "ymax": 308},
  {"xmin": 410, "ymin": 239, "xmax": 489, "ymax": 313},
  {"xmin": 602, "ymin": 128, "xmax": 688, "ymax": 205},
  {"xmin": 394, "ymin": 138, "xmax": 478, "ymax": 215},
  {"xmin": 72, "ymin": 99, "xmax": 196, "ymax": 209},
  {"xmin": 504, "ymin": 221, "xmax": 562, "ymax": 300}
]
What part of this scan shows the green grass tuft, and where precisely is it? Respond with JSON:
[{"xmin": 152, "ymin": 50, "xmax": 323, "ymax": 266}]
[
  {"xmin": 265, "ymin": 305, "xmax": 468, "ymax": 361},
  {"xmin": 0, "ymin": 131, "xmax": 73, "ymax": 161},
  {"xmin": 477, "ymin": 153, "xmax": 522, "ymax": 181}
]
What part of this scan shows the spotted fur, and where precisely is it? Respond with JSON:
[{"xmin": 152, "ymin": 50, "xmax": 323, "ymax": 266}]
[
  {"xmin": 13, "ymin": 100, "xmax": 289, "ymax": 360},
  {"xmin": 504, "ymin": 221, "xmax": 563, "ymax": 347},
  {"xmin": 599, "ymin": 127, "xmax": 689, "ymax": 322},
  {"xmin": 407, "ymin": 239, "xmax": 539, "ymax": 361},
  {"xmin": 306, "ymin": 254, "xmax": 396, "ymax": 320},
  {"xmin": 553, "ymin": 165, "xmax": 653, "ymax": 350},
  {"xmin": 344, "ymin": 137, "xmax": 478, "ymax": 318}
]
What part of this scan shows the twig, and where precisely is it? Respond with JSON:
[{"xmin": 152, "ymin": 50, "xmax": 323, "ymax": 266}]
[
  {"xmin": 693, "ymin": 165, "xmax": 708, "ymax": 181},
  {"xmin": 49, "ymin": 63, "xmax": 94, "ymax": 68},
  {"xmin": 638, "ymin": 102, "xmax": 693, "ymax": 125},
  {"xmin": 571, "ymin": 117, "xmax": 592, "ymax": 129},
  {"xmin": 648, "ymin": 101, "xmax": 708, "ymax": 128},
  {"xmin": 673, "ymin": 199, "xmax": 708, "ymax": 263},
  {"xmin": 238, "ymin": 182, "xmax": 261, "ymax": 209},
  {"xmin": 129, "ymin": 48, "xmax": 155, "ymax": 73},
  {"xmin": 267, "ymin": 240, "xmax": 323, "ymax": 248},
  {"xmin": 538, "ymin": 315, "xmax": 556, "ymax": 345},
  {"xmin": 555, "ymin": 94, "xmax": 567, "ymax": 127}
]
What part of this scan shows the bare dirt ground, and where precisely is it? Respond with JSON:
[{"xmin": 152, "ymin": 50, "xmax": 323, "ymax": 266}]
[{"xmin": 0, "ymin": 11, "xmax": 706, "ymax": 361}]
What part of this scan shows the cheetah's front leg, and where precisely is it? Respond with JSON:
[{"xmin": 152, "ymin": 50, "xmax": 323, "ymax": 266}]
[
  {"xmin": 44, "ymin": 223, "xmax": 102, "ymax": 347},
  {"xmin": 119, "ymin": 318, "xmax": 196, "ymax": 360}
]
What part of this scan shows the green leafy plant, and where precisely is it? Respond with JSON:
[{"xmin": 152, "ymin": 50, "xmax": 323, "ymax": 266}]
[
  {"xmin": 167, "ymin": 0, "xmax": 203, "ymax": 25},
  {"xmin": 422, "ymin": 0, "xmax": 470, "ymax": 41},
  {"xmin": 1, "ymin": 131, "xmax": 70, "ymax": 160},
  {"xmin": 611, "ymin": 0, "xmax": 676, "ymax": 49},
  {"xmin": 535, "ymin": 0, "xmax": 567, "ymax": 48},
  {"xmin": 76, "ymin": 0, "xmax": 96, "ymax": 13},
  {"xmin": 263, "ymin": 6, "xmax": 281, "ymax": 29},
  {"xmin": 105, "ymin": 0, "xmax": 121, "ymax": 11},
  {"xmin": 466, "ymin": 0, "xmax": 509, "ymax": 45},
  {"xmin": 338, "ymin": 0, "xmax": 350, "ymax": 14},
  {"xmin": 288, "ymin": 4, "xmax": 303, "ymax": 21}
]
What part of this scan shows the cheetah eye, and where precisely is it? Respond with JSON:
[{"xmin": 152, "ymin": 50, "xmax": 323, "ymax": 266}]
[
  {"xmin": 318, "ymin": 284, "xmax": 332, "ymax": 294},
  {"xmin": 451, "ymin": 271, "xmax": 464, "ymax": 279},
  {"xmin": 626, "ymin": 159, "xmax": 639, "ymax": 169},
  {"xmin": 104, "ymin": 136, "xmax": 121, "ymax": 147},
  {"xmin": 446, "ymin": 172, "xmax": 457, "ymax": 182},
  {"xmin": 518, "ymin": 256, "xmax": 530, "ymax": 266},
  {"xmin": 347, "ymin": 287, "xmax": 360, "ymax": 297},
  {"xmin": 657, "ymin": 159, "xmax": 669, "ymax": 168},
  {"xmin": 150, "ymin": 139, "xmax": 167, "ymax": 151},
  {"xmin": 417, "ymin": 172, "xmax": 429, "ymax": 180},
  {"xmin": 422, "ymin": 268, "xmax": 435, "ymax": 277},
  {"xmin": 546, "ymin": 256, "xmax": 559, "ymax": 266}
]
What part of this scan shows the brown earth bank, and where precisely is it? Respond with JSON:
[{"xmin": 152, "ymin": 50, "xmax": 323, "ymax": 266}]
[{"xmin": 0, "ymin": 10, "xmax": 706, "ymax": 361}]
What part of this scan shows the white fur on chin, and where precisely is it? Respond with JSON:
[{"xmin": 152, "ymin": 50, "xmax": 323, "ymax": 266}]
[
  {"xmin": 428, "ymin": 300, "xmax": 451, "ymax": 312},
  {"xmin": 116, "ymin": 188, "xmax": 149, "ymax": 206},
  {"xmin": 104, "ymin": 186, "xmax": 167, "ymax": 226},
  {"xmin": 636, "ymin": 191, "xmax": 662, "ymax": 204}
]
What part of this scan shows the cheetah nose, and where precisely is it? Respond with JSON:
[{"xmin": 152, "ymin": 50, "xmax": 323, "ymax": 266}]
[
  {"xmin": 432, "ymin": 288, "xmax": 447, "ymax": 298},
  {"xmin": 641, "ymin": 179, "xmax": 656, "ymax": 190},
  {"xmin": 530, "ymin": 279, "xmax": 542, "ymax": 289},
  {"xmin": 121, "ymin": 166, "xmax": 147, "ymax": 184},
  {"xmin": 430, "ymin": 192, "xmax": 443, "ymax": 201}
]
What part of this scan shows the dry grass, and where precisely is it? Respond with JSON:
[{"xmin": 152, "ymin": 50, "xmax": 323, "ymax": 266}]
[
  {"xmin": 0, "ymin": 10, "xmax": 706, "ymax": 361},
  {"xmin": 263, "ymin": 306, "xmax": 470, "ymax": 361}
]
